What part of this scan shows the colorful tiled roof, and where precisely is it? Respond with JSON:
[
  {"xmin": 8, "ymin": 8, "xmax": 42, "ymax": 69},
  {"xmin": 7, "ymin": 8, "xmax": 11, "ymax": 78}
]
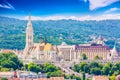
[
  {"xmin": 0, "ymin": 49, "xmax": 14, "ymax": 53},
  {"xmin": 92, "ymin": 76, "xmax": 109, "ymax": 80},
  {"xmin": 0, "ymin": 72, "xmax": 13, "ymax": 76},
  {"xmin": 75, "ymin": 45, "xmax": 110, "ymax": 50},
  {"xmin": 8, "ymin": 77, "xmax": 64, "ymax": 80}
]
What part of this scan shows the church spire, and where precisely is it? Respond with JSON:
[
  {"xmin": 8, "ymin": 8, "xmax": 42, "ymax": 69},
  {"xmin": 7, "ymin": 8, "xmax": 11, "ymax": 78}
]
[
  {"xmin": 111, "ymin": 41, "xmax": 118, "ymax": 57},
  {"xmin": 40, "ymin": 36, "xmax": 42, "ymax": 44},
  {"xmin": 28, "ymin": 13, "xmax": 31, "ymax": 23},
  {"xmin": 24, "ymin": 13, "xmax": 34, "ymax": 53},
  {"xmin": 44, "ymin": 36, "xmax": 47, "ymax": 45},
  {"xmin": 113, "ymin": 41, "xmax": 117, "ymax": 51},
  {"xmin": 27, "ymin": 13, "xmax": 32, "ymax": 27}
]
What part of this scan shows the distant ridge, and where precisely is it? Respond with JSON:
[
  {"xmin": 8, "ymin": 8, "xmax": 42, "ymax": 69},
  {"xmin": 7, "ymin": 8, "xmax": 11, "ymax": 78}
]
[
  {"xmin": 1, "ymin": 16, "xmax": 120, "ymax": 21},
  {"xmin": 0, "ymin": 16, "xmax": 120, "ymax": 49}
]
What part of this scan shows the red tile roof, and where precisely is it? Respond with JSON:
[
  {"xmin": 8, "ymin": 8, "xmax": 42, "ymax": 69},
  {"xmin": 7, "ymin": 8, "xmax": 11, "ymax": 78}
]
[
  {"xmin": 38, "ymin": 77, "xmax": 64, "ymax": 80},
  {"xmin": 92, "ymin": 76, "xmax": 109, "ymax": 80},
  {"xmin": 75, "ymin": 45, "xmax": 110, "ymax": 50},
  {"xmin": 8, "ymin": 77, "xmax": 64, "ymax": 80},
  {"xmin": 0, "ymin": 49, "xmax": 14, "ymax": 53},
  {"xmin": 116, "ymin": 75, "xmax": 120, "ymax": 80}
]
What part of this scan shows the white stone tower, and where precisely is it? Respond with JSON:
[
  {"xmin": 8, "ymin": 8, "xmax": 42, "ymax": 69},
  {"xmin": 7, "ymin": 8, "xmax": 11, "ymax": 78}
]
[{"xmin": 24, "ymin": 15, "xmax": 34, "ymax": 53}]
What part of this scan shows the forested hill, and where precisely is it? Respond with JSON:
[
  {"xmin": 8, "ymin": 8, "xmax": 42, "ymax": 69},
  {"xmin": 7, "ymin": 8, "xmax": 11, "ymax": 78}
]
[{"xmin": 0, "ymin": 16, "xmax": 120, "ymax": 50}]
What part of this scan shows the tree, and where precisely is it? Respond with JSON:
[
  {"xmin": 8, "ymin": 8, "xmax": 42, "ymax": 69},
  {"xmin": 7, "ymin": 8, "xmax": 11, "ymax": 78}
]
[
  {"xmin": 44, "ymin": 62, "xmax": 58, "ymax": 73},
  {"xmin": 9, "ymin": 55, "xmax": 23, "ymax": 69},
  {"xmin": 90, "ymin": 68, "xmax": 101, "ymax": 75},
  {"xmin": 114, "ymin": 62, "xmax": 120, "ymax": 71},
  {"xmin": 24, "ymin": 64, "xmax": 28, "ymax": 70},
  {"xmin": 105, "ymin": 62, "xmax": 113, "ymax": 68},
  {"xmin": 111, "ymin": 62, "xmax": 120, "ymax": 75},
  {"xmin": 45, "ymin": 64, "xmax": 58, "ymax": 72},
  {"xmin": 102, "ymin": 62, "xmax": 112, "ymax": 75},
  {"xmin": 94, "ymin": 55, "xmax": 102, "ymax": 60},
  {"xmin": 46, "ymin": 70, "xmax": 63, "ymax": 78},
  {"xmin": 73, "ymin": 75, "xmax": 81, "ymax": 80},
  {"xmin": 79, "ymin": 62, "xmax": 89, "ymax": 73},
  {"xmin": 64, "ymin": 74, "xmax": 81, "ymax": 80},
  {"xmin": 1, "ymin": 68, "xmax": 11, "ymax": 72},
  {"xmin": 87, "ymin": 78, "xmax": 92, "ymax": 80},
  {"xmin": 82, "ymin": 72, "xmax": 86, "ymax": 80},
  {"xmin": 1, "ymin": 78, "xmax": 8, "ymax": 80},
  {"xmin": 82, "ymin": 53, "xmax": 87, "ymax": 60},
  {"xmin": 102, "ymin": 65, "xmax": 110, "ymax": 75},
  {"xmin": 64, "ymin": 74, "xmax": 70, "ymax": 79},
  {"xmin": 1, "ymin": 60, "xmax": 12, "ymax": 68},
  {"xmin": 109, "ymin": 75, "xmax": 116, "ymax": 80},
  {"xmin": 113, "ymin": 70, "xmax": 119, "ymax": 76},
  {"xmin": 0, "ymin": 53, "xmax": 23, "ymax": 71},
  {"xmin": 98, "ymin": 63, "xmax": 103, "ymax": 69},
  {"xmin": 89, "ymin": 62, "xmax": 99, "ymax": 68},
  {"xmin": 28, "ymin": 62, "xmax": 41, "ymax": 73},
  {"xmin": 72, "ymin": 64, "xmax": 80, "ymax": 72}
]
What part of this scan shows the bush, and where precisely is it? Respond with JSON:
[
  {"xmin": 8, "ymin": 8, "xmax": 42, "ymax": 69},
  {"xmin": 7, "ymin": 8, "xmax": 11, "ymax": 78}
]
[{"xmin": 1, "ymin": 78, "xmax": 8, "ymax": 80}]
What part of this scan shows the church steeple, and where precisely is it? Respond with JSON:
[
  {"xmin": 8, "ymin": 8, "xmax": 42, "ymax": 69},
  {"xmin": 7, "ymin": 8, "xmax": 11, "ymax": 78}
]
[
  {"xmin": 27, "ymin": 14, "xmax": 32, "ymax": 27},
  {"xmin": 29, "ymin": 14, "xmax": 31, "ymax": 21},
  {"xmin": 24, "ymin": 14, "xmax": 34, "ymax": 53},
  {"xmin": 40, "ymin": 36, "xmax": 42, "ymax": 44},
  {"xmin": 111, "ymin": 41, "xmax": 118, "ymax": 57},
  {"xmin": 113, "ymin": 42, "xmax": 117, "ymax": 52},
  {"xmin": 44, "ymin": 36, "xmax": 47, "ymax": 45}
]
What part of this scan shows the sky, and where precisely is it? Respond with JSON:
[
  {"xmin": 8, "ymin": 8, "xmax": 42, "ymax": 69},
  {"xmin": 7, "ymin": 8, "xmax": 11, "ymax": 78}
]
[{"xmin": 0, "ymin": 0, "xmax": 120, "ymax": 20}]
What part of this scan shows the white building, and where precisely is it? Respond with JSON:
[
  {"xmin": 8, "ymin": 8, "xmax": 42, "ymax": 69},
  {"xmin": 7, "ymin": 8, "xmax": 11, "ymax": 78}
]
[
  {"xmin": 18, "ymin": 15, "xmax": 58, "ymax": 62},
  {"xmin": 57, "ymin": 42, "xmax": 75, "ymax": 61},
  {"xmin": 16, "ymin": 15, "xmax": 120, "ymax": 63}
]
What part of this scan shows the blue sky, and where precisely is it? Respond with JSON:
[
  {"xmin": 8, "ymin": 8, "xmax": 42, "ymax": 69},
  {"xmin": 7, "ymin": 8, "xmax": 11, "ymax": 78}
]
[{"xmin": 0, "ymin": 0, "xmax": 120, "ymax": 20}]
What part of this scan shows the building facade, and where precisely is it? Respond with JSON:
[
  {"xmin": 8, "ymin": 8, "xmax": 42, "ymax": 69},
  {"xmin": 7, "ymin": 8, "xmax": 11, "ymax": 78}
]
[
  {"xmin": 57, "ymin": 42, "xmax": 75, "ymax": 61},
  {"xmin": 74, "ymin": 36, "xmax": 115, "ymax": 60},
  {"xmin": 16, "ymin": 15, "xmax": 120, "ymax": 63},
  {"xmin": 19, "ymin": 15, "xmax": 58, "ymax": 61},
  {"xmin": 75, "ymin": 44, "xmax": 110, "ymax": 60}
]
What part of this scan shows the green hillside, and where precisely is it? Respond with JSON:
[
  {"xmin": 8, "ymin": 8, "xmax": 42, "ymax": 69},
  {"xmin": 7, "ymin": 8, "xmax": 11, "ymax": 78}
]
[{"xmin": 0, "ymin": 16, "xmax": 120, "ymax": 50}]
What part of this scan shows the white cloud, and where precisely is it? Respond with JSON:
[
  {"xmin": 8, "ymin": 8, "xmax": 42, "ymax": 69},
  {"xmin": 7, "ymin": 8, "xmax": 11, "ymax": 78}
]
[
  {"xmin": 105, "ymin": 7, "xmax": 120, "ymax": 13},
  {"xmin": 84, "ymin": 0, "xmax": 87, "ymax": 3},
  {"xmin": 0, "ymin": 0, "xmax": 15, "ymax": 10},
  {"xmin": 89, "ymin": 0, "xmax": 119, "ymax": 10},
  {"xmin": 21, "ymin": 14, "xmax": 120, "ymax": 21}
]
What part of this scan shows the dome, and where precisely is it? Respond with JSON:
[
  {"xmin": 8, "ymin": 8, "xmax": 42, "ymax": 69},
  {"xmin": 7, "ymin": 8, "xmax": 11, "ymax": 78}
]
[
  {"xmin": 61, "ymin": 42, "xmax": 67, "ymax": 46},
  {"xmin": 98, "ymin": 35, "xmax": 103, "ymax": 41}
]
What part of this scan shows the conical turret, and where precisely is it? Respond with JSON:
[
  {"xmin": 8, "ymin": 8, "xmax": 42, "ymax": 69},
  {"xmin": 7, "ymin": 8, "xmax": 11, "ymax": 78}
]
[
  {"xmin": 40, "ymin": 36, "xmax": 42, "ymax": 44},
  {"xmin": 44, "ymin": 36, "xmax": 47, "ymax": 45},
  {"xmin": 111, "ymin": 42, "xmax": 118, "ymax": 57}
]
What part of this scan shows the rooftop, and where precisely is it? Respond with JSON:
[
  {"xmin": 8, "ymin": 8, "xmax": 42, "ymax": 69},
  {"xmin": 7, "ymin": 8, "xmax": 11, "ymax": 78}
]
[{"xmin": 92, "ymin": 76, "xmax": 109, "ymax": 80}]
